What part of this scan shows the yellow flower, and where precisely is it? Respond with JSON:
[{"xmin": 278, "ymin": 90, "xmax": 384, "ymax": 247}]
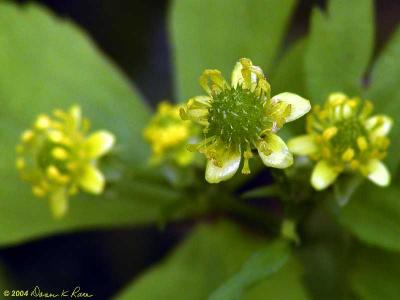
[
  {"xmin": 180, "ymin": 58, "xmax": 311, "ymax": 183},
  {"xmin": 144, "ymin": 101, "xmax": 196, "ymax": 166},
  {"xmin": 288, "ymin": 93, "xmax": 392, "ymax": 190},
  {"xmin": 16, "ymin": 105, "xmax": 115, "ymax": 218}
]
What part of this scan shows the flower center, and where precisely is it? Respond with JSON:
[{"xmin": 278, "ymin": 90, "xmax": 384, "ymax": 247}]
[
  {"xmin": 330, "ymin": 118, "xmax": 367, "ymax": 154},
  {"xmin": 207, "ymin": 86, "xmax": 265, "ymax": 150},
  {"xmin": 37, "ymin": 139, "xmax": 72, "ymax": 174}
]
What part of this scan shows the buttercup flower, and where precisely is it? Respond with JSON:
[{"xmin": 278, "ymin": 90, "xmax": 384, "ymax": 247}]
[
  {"xmin": 16, "ymin": 105, "xmax": 115, "ymax": 218},
  {"xmin": 288, "ymin": 93, "xmax": 392, "ymax": 190},
  {"xmin": 144, "ymin": 101, "xmax": 197, "ymax": 166},
  {"xmin": 180, "ymin": 58, "xmax": 311, "ymax": 183}
]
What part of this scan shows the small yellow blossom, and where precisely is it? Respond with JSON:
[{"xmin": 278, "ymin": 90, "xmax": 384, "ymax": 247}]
[
  {"xmin": 288, "ymin": 93, "xmax": 392, "ymax": 190},
  {"xmin": 16, "ymin": 105, "xmax": 115, "ymax": 218},
  {"xmin": 180, "ymin": 58, "xmax": 311, "ymax": 183},
  {"xmin": 144, "ymin": 101, "xmax": 196, "ymax": 166}
]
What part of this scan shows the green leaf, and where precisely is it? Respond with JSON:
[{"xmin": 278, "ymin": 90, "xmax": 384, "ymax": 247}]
[
  {"xmin": 271, "ymin": 38, "xmax": 307, "ymax": 96},
  {"xmin": 243, "ymin": 260, "xmax": 309, "ymax": 300},
  {"xmin": 351, "ymin": 246, "xmax": 400, "ymax": 300},
  {"xmin": 170, "ymin": 0, "xmax": 298, "ymax": 101},
  {"xmin": 116, "ymin": 221, "xmax": 309, "ymax": 300},
  {"xmin": 366, "ymin": 27, "xmax": 400, "ymax": 173},
  {"xmin": 209, "ymin": 240, "xmax": 290, "ymax": 300},
  {"xmin": 270, "ymin": 38, "xmax": 308, "ymax": 139},
  {"xmin": 305, "ymin": 0, "xmax": 374, "ymax": 103},
  {"xmin": 340, "ymin": 182, "xmax": 400, "ymax": 252},
  {"xmin": 0, "ymin": 2, "xmax": 179, "ymax": 246}
]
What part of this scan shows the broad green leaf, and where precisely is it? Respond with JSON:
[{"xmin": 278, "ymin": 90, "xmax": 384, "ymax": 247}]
[
  {"xmin": 366, "ymin": 27, "xmax": 400, "ymax": 173},
  {"xmin": 351, "ymin": 246, "xmax": 400, "ymax": 300},
  {"xmin": 116, "ymin": 221, "xmax": 309, "ymax": 300},
  {"xmin": 340, "ymin": 182, "xmax": 400, "ymax": 252},
  {"xmin": 300, "ymin": 239, "xmax": 355, "ymax": 300},
  {"xmin": 305, "ymin": 0, "xmax": 374, "ymax": 103},
  {"xmin": 271, "ymin": 38, "xmax": 307, "ymax": 96},
  {"xmin": 0, "ymin": 2, "xmax": 179, "ymax": 246},
  {"xmin": 271, "ymin": 38, "xmax": 308, "ymax": 139},
  {"xmin": 209, "ymin": 240, "xmax": 290, "ymax": 300},
  {"xmin": 170, "ymin": 0, "xmax": 298, "ymax": 101},
  {"xmin": 243, "ymin": 259, "xmax": 309, "ymax": 300}
]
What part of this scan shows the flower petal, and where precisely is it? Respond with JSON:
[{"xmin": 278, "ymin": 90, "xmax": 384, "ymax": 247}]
[
  {"xmin": 364, "ymin": 115, "xmax": 393, "ymax": 138},
  {"xmin": 287, "ymin": 135, "xmax": 318, "ymax": 156},
  {"xmin": 362, "ymin": 159, "xmax": 391, "ymax": 187},
  {"xmin": 205, "ymin": 151, "xmax": 241, "ymax": 183},
  {"xmin": 78, "ymin": 164, "xmax": 105, "ymax": 194},
  {"xmin": 49, "ymin": 189, "xmax": 68, "ymax": 219},
  {"xmin": 84, "ymin": 130, "xmax": 115, "ymax": 158},
  {"xmin": 199, "ymin": 69, "xmax": 228, "ymax": 95},
  {"xmin": 257, "ymin": 134, "xmax": 293, "ymax": 169},
  {"xmin": 231, "ymin": 60, "xmax": 245, "ymax": 88},
  {"xmin": 311, "ymin": 160, "xmax": 339, "ymax": 190},
  {"xmin": 271, "ymin": 92, "xmax": 311, "ymax": 122},
  {"xmin": 231, "ymin": 58, "xmax": 264, "ymax": 89},
  {"xmin": 69, "ymin": 105, "xmax": 82, "ymax": 129}
]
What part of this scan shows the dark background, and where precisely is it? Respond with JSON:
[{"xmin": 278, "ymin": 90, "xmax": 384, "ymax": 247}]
[{"xmin": 1, "ymin": 1, "xmax": 399, "ymax": 299}]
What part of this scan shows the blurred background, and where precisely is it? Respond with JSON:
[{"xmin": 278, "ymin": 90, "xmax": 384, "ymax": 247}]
[{"xmin": 1, "ymin": 0, "xmax": 399, "ymax": 299}]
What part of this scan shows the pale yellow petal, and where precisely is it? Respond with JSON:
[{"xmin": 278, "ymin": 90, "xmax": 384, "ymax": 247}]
[
  {"xmin": 205, "ymin": 152, "xmax": 241, "ymax": 184},
  {"xmin": 258, "ymin": 134, "xmax": 293, "ymax": 169},
  {"xmin": 271, "ymin": 92, "xmax": 311, "ymax": 122},
  {"xmin": 78, "ymin": 164, "xmax": 105, "ymax": 194},
  {"xmin": 231, "ymin": 60, "xmax": 245, "ymax": 88},
  {"xmin": 231, "ymin": 58, "xmax": 263, "ymax": 89},
  {"xmin": 287, "ymin": 135, "xmax": 318, "ymax": 156},
  {"xmin": 311, "ymin": 160, "xmax": 339, "ymax": 190},
  {"xmin": 362, "ymin": 159, "xmax": 390, "ymax": 187},
  {"xmin": 84, "ymin": 130, "xmax": 115, "ymax": 158},
  {"xmin": 365, "ymin": 115, "xmax": 393, "ymax": 138}
]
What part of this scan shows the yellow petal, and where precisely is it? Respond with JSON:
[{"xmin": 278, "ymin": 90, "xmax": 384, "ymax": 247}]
[
  {"xmin": 362, "ymin": 159, "xmax": 390, "ymax": 187},
  {"xmin": 287, "ymin": 135, "xmax": 318, "ymax": 156},
  {"xmin": 328, "ymin": 93, "xmax": 347, "ymax": 106},
  {"xmin": 84, "ymin": 130, "xmax": 115, "ymax": 158},
  {"xmin": 231, "ymin": 60, "xmax": 245, "ymax": 88},
  {"xmin": 199, "ymin": 69, "xmax": 227, "ymax": 95},
  {"xmin": 271, "ymin": 93, "xmax": 311, "ymax": 122},
  {"xmin": 49, "ymin": 189, "xmax": 68, "ymax": 219},
  {"xmin": 311, "ymin": 160, "xmax": 340, "ymax": 190},
  {"xmin": 258, "ymin": 134, "xmax": 293, "ymax": 169},
  {"xmin": 78, "ymin": 164, "xmax": 105, "ymax": 194},
  {"xmin": 205, "ymin": 151, "xmax": 241, "ymax": 184},
  {"xmin": 69, "ymin": 105, "xmax": 82, "ymax": 129}
]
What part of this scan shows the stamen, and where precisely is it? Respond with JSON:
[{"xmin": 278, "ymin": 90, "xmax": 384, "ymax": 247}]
[
  {"xmin": 342, "ymin": 148, "xmax": 355, "ymax": 161},
  {"xmin": 323, "ymin": 127, "xmax": 338, "ymax": 140},
  {"xmin": 357, "ymin": 136, "xmax": 368, "ymax": 151}
]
